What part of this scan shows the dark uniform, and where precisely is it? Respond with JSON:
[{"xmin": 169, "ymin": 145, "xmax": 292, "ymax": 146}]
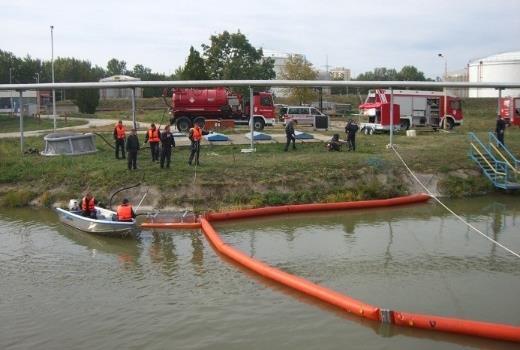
[
  {"xmin": 126, "ymin": 131, "xmax": 140, "ymax": 170},
  {"xmin": 284, "ymin": 120, "xmax": 297, "ymax": 151},
  {"xmin": 496, "ymin": 116, "xmax": 506, "ymax": 146},
  {"xmin": 160, "ymin": 128, "xmax": 175, "ymax": 168},
  {"xmin": 345, "ymin": 120, "xmax": 359, "ymax": 151}
]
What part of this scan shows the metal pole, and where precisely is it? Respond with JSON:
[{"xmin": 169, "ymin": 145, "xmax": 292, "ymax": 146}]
[
  {"xmin": 19, "ymin": 91, "xmax": 24, "ymax": 153},
  {"xmin": 443, "ymin": 87, "xmax": 448, "ymax": 129},
  {"xmin": 249, "ymin": 86, "xmax": 254, "ymax": 151},
  {"xmin": 319, "ymin": 87, "xmax": 323, "ymax": 111},
  {"xmin": 9, "ymin": 68, "xmax": 13, "ymax": 116},
  {"xmin": 35, "ymin": 73, "xmax": 40, "ymax": 117},
  {"xmin": 51, "ymin": 25, "xmax": 56, "ymax": 130},
  {"xmin": 131, "ymin": 88, "xmax": 137, "ymax": 129},
  {"xmin": 389, "ymin": 87, "xmax": 394, "ymax": 147},
  {"xmin": 497, "ymin": 88, "xmax": 502, "ymax": 116}
]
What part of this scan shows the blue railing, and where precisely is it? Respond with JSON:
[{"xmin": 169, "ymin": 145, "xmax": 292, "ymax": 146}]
[
  {"xmin": 468, "ymin": 132, "xmax": 510, "ymax": 189},
  {"xmin": 488, "ymin": 132, "xmax": 520, "ymax": 171}
]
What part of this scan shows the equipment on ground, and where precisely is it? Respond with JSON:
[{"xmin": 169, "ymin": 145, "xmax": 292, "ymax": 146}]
[
  {"xmin": 359, "ymin": 89, "xmax": 464, "ymax": 134},
  {"xmin": 167, "ymin": 87, "xmax": 275, "ymax": 132}
]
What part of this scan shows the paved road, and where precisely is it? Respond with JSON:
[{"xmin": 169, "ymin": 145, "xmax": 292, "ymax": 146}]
[{"xmin": 0, "ymin": 115, "xmax": 342, "ymax": 146}]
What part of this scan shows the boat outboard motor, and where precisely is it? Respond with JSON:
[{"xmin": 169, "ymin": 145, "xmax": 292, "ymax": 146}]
[{"xmin": 68, "ymin": 199, "xmax": 80, "ymax": 212}]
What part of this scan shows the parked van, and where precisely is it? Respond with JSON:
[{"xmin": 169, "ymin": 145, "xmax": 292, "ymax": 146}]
[{"xmin": 282, "ymin": 106, "xmax": 327, "ymax": 126}]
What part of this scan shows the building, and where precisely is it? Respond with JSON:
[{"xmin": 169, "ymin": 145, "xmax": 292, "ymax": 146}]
[
  {"xmin": 263, "ymin": 50, "xmax": 306, "ymax": 97},
  {"xmin": 329, "ymin": 67, "xmax": 352, "ymax": 81},
  {"xmin": 446, "ymin": 69, "xmax": 469, "ymax": 98},
  {"xmin": 0, "ymin": 90, "xmax": 51, "ymax": 115},
  {"xmin": 99, "ymin": 75, "xmax": 143, "ymax": 100},
  {"xmin": 468, "ymin": 51, "xmax": 520, "ymax": 98}
]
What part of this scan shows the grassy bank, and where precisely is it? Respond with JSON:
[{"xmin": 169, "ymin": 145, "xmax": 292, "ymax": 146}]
[
  {"xmin": 0, "ymin": 114, "xmax": 87, "ymax": 132},
  {"xmin": 0, "ymin": 98, "xmax": 518, "ymax": 211}
]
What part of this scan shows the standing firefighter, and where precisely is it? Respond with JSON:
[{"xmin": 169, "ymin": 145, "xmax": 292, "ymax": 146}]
[
  {"xmin": 284, "ymin": 119, "xmax": 298, "ymax": 151},
  {"xmin": 188, "ymin": 121, "xmax": 209, "ymax": 166},
  {"xmin": 145, "ymin": 123, "xmax": 161, "ymax": 162},
  {"xmin": 496, "ymin": 114, "xmax": 507, "ymax": 147},
  {"xmin": 345, "ymin": 119, "xmax": 359, "ymax": 151},
  {"xmin": 160, "ymin": 125, "xmax": 175, "ymax": 169},
  {"xmin": 113, "ymin": 120, "xmax": 126, "ymax": 159},
  {"xmin": 126, "ymin": 128, "xmax": 140, "ymax": 170}
]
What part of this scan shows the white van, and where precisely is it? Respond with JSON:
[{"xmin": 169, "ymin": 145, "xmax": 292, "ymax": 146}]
[{"xmin": 282, "ymin": 106, "xmax": 327, "ymax": 126}]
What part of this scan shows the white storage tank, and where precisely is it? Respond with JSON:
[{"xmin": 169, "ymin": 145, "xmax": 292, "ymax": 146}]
[{"xmin": 468, "ymin": 51, "xmax": 520, "ymax": 97}]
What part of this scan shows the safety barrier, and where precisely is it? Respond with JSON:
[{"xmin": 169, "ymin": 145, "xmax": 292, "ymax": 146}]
[{"xmin": 143, "ymin": 193, "xmax": 520, "ymax": 342}]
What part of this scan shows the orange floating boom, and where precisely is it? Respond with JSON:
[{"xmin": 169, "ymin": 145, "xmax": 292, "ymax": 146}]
[{"xmin": 198, "ymin": 194, "xmax": 520, "ymax": 343}]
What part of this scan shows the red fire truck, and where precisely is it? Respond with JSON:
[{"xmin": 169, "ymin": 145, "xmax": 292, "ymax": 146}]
[
  {"xmin": 499, "ymin": 96, "xmax": 520, "ymax": 126},
  {"xmin": 169, "ymin": 87, "xmax": 275, "ymax": 132},
  {"xmin": 358, "ymin": 89, "xmax": 464, "ymax": 134}
]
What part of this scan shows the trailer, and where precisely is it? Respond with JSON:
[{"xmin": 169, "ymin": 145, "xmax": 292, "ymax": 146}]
[
  {"xmin": 169, "ymin": 87, "xmax": 275, "ymax": 132},
  {"xmin": 499, "ymin": 96, "xmax": 520, "ymax": 126},
  {"xmin": 359, "ymin": 89, "xmax": 464, "ymax": 133}
]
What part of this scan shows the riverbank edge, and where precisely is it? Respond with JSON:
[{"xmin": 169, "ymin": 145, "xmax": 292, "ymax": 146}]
[{"xmin": 0, "ymin": 167, "xmax": 497, "ymax": 212}]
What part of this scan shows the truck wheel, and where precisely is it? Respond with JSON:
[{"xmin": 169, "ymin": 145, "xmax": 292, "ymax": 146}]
[
  {"xmin": 193, "ymin": 117, "xmax": 205, "ymax": 128},
  {"xmin": 369, "ymin": 128, "xmax": 374, "ymax": 135},
  {"xmin": 253, "ymin": 117, "xmax": 265, "ymax": 131},
  {"xmin": 364, "ymin": 127, "xmax": 369, "ymax": 135},
  {"xmin": 176, "ymin": 117, "xmax": 192, "ymax": 132},
  {"xmin": 400, "ymin": 119, "xmax": 410, "ymax": 130},
  {"xmin": 447, "ymin": 118, "xmax": 454, "ymax": 130}
]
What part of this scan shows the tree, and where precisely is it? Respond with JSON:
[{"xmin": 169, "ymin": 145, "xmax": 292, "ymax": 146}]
[
  {"xmin": 178, "ymin": 46, "xmax": 208, "ymax": 80},
  {"xmin": 280, "ymin": 55, "xmax": 318, "ymax": 105},
  {"xmin": 201, "ymin": 30, "xmax": 275, "ymax": 81},
  {"xmin": 398, "ymin": 65, "xmax": 427, "ymax": 81},
  {"xmin": 106, "ymin": 58, "xmax": 128, "ymax": 76},
  {"xmin": 74, "ymin": 89, "xmax": 99, "ymax": 114}
]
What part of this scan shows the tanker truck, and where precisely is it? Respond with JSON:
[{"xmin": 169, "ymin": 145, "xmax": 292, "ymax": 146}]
[{"xmin": 168, "ymin": 87, "xmax": 276, "ymax": 132}]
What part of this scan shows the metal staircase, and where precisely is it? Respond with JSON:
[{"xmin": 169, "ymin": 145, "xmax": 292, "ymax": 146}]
[{"xmin": 468, "ymin": 132, "xmax": 520, "ymax": 190}]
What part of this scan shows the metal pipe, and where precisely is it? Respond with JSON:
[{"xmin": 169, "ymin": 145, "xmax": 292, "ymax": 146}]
[
  {"xmin": 131, "ymin": 88, "xmax": 137, "ymax": 129},
  {"xmin": 249, "ymin": 86, "xmax": 254, "ymax": 151},
  {"xmin": 389, "ymin": 87, "xmax": 394, "ymax": 147},
  {"xmin": 19, "ymin": 91, "xmax": 24, "ymax": 153},
  {"xmin": 3, "ymin": 80, "xmax": 520, "ymax": 91},
  {"xmin": 51, "ymin": 25, "xmax": 56, "ymax": 131}
]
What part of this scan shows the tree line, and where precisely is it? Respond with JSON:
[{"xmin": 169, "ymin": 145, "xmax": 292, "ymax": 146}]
[{"xmin": 1, "ymin": 30, "xmax": 432, "ymax": 111}]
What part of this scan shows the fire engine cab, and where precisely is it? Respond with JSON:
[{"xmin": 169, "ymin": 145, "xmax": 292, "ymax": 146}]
[
  {"xmin": 499, "ymin": 96, "xmax": 520, "ymax": 127},
  {"xmin": 359, "ymin": 89, "xmax": 464, "ymax": 134}
]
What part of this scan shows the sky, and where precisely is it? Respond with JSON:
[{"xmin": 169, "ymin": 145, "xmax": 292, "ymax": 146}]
[{"xmin": 2, "ymin": 0, "xmax": 519, "ymax": 79}]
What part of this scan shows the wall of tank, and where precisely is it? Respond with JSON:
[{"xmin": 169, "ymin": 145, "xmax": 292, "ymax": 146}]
[{"xmin": 468, "ymin": 53, "xmax": 520, "ymax": 98}]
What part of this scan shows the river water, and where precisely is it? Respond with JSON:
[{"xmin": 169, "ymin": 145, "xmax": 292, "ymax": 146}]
[{"xmin": 1, "ymin": 196, "xmax": 519, "ymax": 349}]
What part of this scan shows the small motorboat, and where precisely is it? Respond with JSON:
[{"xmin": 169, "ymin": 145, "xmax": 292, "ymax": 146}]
[{"xmin": 55, "ymin": 202, "xmax": 137, "ymax": 236}]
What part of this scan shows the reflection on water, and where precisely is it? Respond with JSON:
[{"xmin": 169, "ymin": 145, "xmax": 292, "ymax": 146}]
[{"xmin": 0, "ymin": 195, "xmax": 519, "ymax": 350}]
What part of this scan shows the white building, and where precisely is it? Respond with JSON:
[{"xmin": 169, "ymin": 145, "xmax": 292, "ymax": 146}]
[
  {"xmin": 99, "ymin": 75, "xmax": 143, "ymax": 100},
  {"xmin": 263, "ymin": 50, "xmax": 306, "ymax": 97},
  {"xmin": 468, "ymin": 51, "xmax": 520, "ymax": 97}
]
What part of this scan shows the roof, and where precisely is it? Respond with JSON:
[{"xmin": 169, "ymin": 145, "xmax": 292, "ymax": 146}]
[
  {"xmin": 99, "ymin": 75, "xmax": 141, "ymax": 82},
  {"xmin": 469, "ymin": 51, "xmax": 520, "ymax": 64}
]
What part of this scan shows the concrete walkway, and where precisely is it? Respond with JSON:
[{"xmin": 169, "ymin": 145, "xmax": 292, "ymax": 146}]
[{"xmin": 0, "ymin": 115, "xmax": 340, "ymax": 146}]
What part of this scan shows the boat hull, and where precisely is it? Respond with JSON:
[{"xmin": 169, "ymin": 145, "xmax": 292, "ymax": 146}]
[{"xmin": 56, "ymin": 207, "xmax": 136, "ymax": 237}]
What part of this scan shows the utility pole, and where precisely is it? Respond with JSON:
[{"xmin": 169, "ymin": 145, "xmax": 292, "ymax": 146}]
[
  {"xmin": 35, "ymin": 73, "xmax": 40, "ymax": 117},
  {"xmin": 51, "ymin": 25, "xmax": 56, "ymax": 130}
]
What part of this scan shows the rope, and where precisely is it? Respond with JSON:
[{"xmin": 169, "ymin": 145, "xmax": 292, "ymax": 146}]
[{"xmin": 390, "ymin": 144, "xmax": 520, "ymax": 259}]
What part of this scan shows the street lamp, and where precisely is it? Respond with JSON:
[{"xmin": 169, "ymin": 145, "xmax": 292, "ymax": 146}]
[
  {"xmin": 51, "ymin": 25, "xmax": 56, "ymax": 130},
  {"xmin": 438, "ymin": 53, "xmax": 448, "ymax": 128},
  {"xmin": 35, "ymin": 73, "xmax": 40, "ymax": 117}
]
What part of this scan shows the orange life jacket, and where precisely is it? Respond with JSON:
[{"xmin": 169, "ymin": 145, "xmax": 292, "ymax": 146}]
[
  {"xmin": 191, "ymin": 126, "xmax": 202, "ymax": 141},
  {"xmin": 82, "ymin": 197, "xmax": 95, "ymax": 212},
  {"xmin": 148, "ymin": 128, "xmax": 160, "ymax": 143},
  {"xmin": 115, "ymin": 124, "xmax": 126, "ymax": 139},
  {"xmin": 116, "ymin": 203, "xmax": 134, "ymax": 221}
]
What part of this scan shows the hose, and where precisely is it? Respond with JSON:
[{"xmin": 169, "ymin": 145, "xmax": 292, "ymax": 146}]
[{"xmin": 94, "ymin": 132, "xmax": 116, "ymax": 150}]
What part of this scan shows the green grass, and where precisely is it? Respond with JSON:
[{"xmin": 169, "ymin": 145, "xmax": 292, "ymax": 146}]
[
  {"xmin": 0, "ymin": 114, "xmax": 87, "ymax": 132},
  {"xmin": 0, "ymin": 97, "xmax": 518, "ymax": 211}
]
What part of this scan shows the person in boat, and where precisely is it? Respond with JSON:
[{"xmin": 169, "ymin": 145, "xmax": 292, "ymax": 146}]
[
  {"xmin": 326, "ymin": 133, "xmax": 341, "ymax": 151},
  {"xmin": 188, "ymin": 121, "xmax": 209, "ymax": 166},
  {"xmin": 113, "ymin": 120, "xmax": 126, "ymax": 159},
  {"xmin": 81, "ymin": 192, "xmax": 97, "ymax": 219},
  {"xmin": 116, "ymin": 198, "xmax": 136, "ymax": 222}
]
